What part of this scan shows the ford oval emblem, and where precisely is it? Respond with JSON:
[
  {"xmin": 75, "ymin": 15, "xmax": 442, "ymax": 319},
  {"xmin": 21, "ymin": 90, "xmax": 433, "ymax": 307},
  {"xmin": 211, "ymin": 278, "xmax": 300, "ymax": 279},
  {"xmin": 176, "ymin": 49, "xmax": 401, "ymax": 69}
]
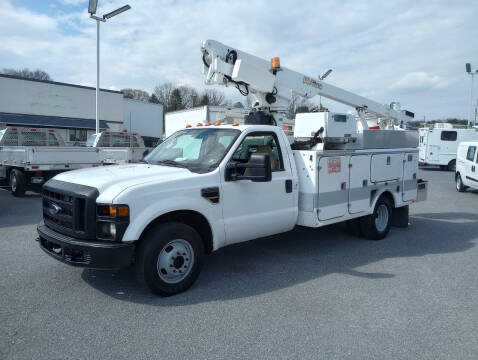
[{"xmin": 49, "ymin": 203, "xmax": 61, "ymax": 215}]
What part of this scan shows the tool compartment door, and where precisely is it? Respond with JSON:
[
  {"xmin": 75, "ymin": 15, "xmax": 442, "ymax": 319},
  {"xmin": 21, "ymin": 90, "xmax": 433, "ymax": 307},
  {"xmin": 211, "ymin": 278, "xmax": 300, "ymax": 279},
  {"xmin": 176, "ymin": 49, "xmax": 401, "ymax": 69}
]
[
  {"xmin": 349, "ymin": 155, "xmax": 371, "ymax": 214},
  {"xmin": 318, "ymin": 156, "xmax": 349, "ymax": 221},
  {"xmin": 403, "ymin": 153, "xmax": 418, "ymax": 201},
  {"xmin": 370, "ymin": 153, "xmax": 403, "ymax": 183}
]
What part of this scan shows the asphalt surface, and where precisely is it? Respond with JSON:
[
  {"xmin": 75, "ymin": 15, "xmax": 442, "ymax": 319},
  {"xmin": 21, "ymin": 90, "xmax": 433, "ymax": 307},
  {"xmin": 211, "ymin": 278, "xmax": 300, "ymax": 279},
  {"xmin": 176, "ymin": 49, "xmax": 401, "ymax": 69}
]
[{"xmin": 1, "ymin": 168, "xmax": 478, "ymax": 360}]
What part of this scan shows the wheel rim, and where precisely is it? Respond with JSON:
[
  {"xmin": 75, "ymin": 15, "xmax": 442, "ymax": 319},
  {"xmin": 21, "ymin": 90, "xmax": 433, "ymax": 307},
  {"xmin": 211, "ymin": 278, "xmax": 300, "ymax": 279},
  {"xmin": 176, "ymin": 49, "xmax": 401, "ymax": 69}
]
[
  {"xmin": 156, "ymin": 239, "xmax": 194, "ymax": 284},
  {"xmin": 10, "ymin": 174, "xmax": 17, "ymax": 192},
  {"xmin": 375, "ymin": 204, "xmax": 389, "ymax": 233}
]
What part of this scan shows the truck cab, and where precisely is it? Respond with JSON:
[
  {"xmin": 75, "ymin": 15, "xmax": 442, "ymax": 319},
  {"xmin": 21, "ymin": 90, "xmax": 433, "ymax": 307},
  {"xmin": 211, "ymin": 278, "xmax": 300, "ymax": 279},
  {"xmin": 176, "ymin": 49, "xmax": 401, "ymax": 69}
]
[{"xmin": 37, "ymin": 124, "xmax": 298, "ymax": 295}]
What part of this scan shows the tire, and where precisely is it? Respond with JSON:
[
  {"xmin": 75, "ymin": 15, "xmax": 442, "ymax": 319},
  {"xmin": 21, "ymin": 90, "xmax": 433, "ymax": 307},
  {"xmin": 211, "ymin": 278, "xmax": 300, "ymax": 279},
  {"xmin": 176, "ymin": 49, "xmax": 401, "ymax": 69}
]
[
  {"xmin": 10, "ymin": 169, "xmax": 26, "ymax": 197},
  {"xmin": 456, "ymin": 173, "xmax": 466, "ymax": 192},
  {"xmin": 136, "ymin": 222, "xmax": 204, "ymax": 296},
  {"xmin": 447, "ymin": 160, "xmax": 456, "ymax": 172},
  {"xmin": 359, "ymin": 196, "xmax": 392, "ymax": 240}
]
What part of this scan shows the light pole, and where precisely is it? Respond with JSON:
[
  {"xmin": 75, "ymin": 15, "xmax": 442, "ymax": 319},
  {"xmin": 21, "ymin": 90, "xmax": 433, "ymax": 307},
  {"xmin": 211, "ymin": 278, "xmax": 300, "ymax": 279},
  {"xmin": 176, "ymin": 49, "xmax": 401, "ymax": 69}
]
[
  {"xmin": 88, "ymin": 1, "xmax": 131, "ymax": 134},
  {"xmin": 466, "ymin": 63, "xmax": 478, "ymax": 128},
  {"xmin": 318, "ymin": 69, "xmax": 332, "ymax": 110}
]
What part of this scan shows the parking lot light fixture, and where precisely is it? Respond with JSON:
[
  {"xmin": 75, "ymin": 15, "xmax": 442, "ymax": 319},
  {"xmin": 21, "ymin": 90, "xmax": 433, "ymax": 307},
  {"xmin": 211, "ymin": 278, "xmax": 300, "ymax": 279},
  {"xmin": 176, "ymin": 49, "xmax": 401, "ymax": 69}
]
[{"xmin": 88, "ymin": 2, "xmax": 131, "ymax": 134}]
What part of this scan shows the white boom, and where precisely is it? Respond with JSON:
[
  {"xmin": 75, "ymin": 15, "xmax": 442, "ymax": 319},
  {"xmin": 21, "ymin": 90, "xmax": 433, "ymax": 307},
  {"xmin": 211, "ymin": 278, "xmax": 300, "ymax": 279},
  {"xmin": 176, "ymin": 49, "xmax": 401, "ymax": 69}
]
[{"xmin": 201, "ymin": 39, "xmax": 414, "ymax": 128}]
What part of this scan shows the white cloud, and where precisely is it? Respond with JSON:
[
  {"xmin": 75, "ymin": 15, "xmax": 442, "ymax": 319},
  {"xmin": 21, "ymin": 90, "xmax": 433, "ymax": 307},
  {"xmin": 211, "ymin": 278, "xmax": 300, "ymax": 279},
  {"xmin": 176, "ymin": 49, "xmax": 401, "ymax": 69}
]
[
  {"xmin": 0, "ymin": 0, "xmax": 477, "ymax": 120},
  {"xmin": 392, "ymin": 72, "xmax": 453, "ymax": 92}
]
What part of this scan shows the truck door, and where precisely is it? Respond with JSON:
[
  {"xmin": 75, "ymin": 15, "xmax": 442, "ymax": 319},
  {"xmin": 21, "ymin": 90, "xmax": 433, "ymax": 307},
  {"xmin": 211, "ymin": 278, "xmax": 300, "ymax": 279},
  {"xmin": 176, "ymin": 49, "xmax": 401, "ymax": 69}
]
[
  {"xmin": 220, "ymin": 131, "xmax": 297, "ymax": 246},
  {"xmin": 318, "ymin": 156, "xmax": 349, "ymax": 220},
  {"xmin": 348, "ymin": 155, "xmax": 370, "ymax": 214},
  {"xmin": 403, "ymin": 153, "xmax": 418, "ymax": 201}
]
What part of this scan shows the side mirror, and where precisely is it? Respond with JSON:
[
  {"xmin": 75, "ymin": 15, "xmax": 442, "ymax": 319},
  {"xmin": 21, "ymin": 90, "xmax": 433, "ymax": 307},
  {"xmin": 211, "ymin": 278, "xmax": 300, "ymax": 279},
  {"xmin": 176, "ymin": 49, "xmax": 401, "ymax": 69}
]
[{"xmin": 226, "ymin": 153, "xmax": 272, "ymax": 182}]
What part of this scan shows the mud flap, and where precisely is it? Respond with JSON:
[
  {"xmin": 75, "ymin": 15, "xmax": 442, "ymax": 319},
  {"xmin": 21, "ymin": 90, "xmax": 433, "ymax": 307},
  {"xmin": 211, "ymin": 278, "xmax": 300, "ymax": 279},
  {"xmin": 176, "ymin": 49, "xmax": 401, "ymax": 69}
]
[{"xmin": 392, "ymin": 205, "xmax": 409, "ymax": 228}]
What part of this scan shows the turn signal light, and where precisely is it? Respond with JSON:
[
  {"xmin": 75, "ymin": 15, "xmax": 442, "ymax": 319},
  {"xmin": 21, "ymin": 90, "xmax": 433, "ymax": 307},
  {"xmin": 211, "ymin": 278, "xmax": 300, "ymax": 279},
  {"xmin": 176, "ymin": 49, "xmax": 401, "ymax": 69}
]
[
  {"xmin": 232, "ymin": 122, "xmax": 239, "ymax": 126},
  {"xmin": 205, "ymin": 122, "xmax": 211, "ymax": 126},
  {"xmin": 98, "ymin": 204, "xmax": 129, "ymax": 217},
  {"xmin": 186, "ymin": 124, "xmax": 192, "ymax": 128},
  {"xmin": 214, "ymin": 121, "xmax": 221, "ymax": 126},
  {"xmin": 197, "ymin": 122, "xmax": 203, "ymax": 126}
]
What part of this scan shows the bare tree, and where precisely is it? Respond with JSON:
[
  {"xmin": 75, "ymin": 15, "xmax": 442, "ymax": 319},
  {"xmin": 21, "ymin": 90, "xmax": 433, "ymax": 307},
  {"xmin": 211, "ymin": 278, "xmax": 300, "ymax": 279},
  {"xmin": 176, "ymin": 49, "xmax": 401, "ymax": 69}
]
[
  {"xmin": 2, "ymin": 68, "xmax": 52, "ymax": 81},
  {"xmin": 200, "ymin": 89, "xmax": 226, "ymax": 106},
  {"xmin": 287, "ymin": 94, "xmax": 315, "ymax": 118},
  {"xmin": 121, "ymin": 88, "xmax": 150, "ymax": 102},
  {"xmin": 153, "ymin": 83, "xmax": 174, "ymax": 110},
  {"xmin": 178, "ymin": 85, "xmax": 200, "ymax": 109}
]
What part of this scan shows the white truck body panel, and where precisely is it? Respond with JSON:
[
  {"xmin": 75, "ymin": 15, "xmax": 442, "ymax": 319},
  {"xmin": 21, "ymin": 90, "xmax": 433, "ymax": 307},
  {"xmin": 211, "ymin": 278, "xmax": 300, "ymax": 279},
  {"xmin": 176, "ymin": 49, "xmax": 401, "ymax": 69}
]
[
  {"xmin": 0, "ymin": 147, "xmax": 101, "ymax": 172},
  {"xmin": 456, "ymin": 141, "xmax": 478, "ymax": 189},
  {"xmin": 123, "ymin": 99, "xmax": 163, "ymax": 139},
  {"xmin": 419, "ymin": 127, "xmax": 478, "ymax": 167},
  {"xmin": 165, "ymin": 106, "xmax": 248, "ymax": 137}
]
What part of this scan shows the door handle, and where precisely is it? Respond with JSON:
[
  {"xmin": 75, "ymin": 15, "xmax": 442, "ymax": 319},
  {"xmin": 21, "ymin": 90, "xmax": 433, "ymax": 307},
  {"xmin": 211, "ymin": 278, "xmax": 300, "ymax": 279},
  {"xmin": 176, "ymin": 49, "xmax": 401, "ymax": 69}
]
[{"xmin": 285, "ymin": 179, "xmax": 292, "ymax": 193}]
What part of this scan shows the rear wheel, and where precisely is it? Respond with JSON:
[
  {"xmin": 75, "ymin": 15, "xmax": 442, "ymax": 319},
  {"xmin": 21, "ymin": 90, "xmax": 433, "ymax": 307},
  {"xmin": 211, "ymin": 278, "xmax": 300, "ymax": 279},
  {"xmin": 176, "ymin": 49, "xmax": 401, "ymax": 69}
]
[
  {"xmin": 456, "ymin": 173, "xmax": 466, "ymax": 192},
  {"xmin": 360, "ymin": 197, "xmax": 392, "ymax": 240},
  {"xmin": 136, "ymin": 222, "xmax": 204, "ymax": 296},
  {"xmin": 10, "ymin": 169, "xmax": 26, "ymax": 197},
  {"xmin": 447, "ymin": 160, "xmax": 456, "ymax": 172}
]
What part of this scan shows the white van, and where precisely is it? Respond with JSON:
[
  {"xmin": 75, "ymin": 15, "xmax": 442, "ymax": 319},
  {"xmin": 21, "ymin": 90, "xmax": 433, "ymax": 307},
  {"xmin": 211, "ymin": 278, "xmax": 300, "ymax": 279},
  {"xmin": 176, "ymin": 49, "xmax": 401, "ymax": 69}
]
[
  {"xmin": 419, "ymin": 124, "xmax": 478, "ymax": 171},
  {"xmin": 456, "ymin": 141, "xmax": 478, "ymax": 192}
]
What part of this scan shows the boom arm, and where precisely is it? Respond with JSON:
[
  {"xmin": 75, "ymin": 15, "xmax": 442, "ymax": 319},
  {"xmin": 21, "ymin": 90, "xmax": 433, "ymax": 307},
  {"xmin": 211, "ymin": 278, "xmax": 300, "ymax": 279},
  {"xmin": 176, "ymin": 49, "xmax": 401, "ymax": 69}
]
[{"xmin": 201, "ymin": 39, "xmax": 413, "ymax": 126}]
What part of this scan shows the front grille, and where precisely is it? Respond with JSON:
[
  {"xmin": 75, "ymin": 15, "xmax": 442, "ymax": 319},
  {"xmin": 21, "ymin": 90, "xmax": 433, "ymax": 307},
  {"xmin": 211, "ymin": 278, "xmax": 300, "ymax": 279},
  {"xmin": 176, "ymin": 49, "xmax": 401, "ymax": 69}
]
[
  {"xmin": 43, "ymin": 190, "xmax": 75, "ymax": 230},
  {"xmin": 42, "ymin": 179, "xmax": 98, "ymax": 240}
]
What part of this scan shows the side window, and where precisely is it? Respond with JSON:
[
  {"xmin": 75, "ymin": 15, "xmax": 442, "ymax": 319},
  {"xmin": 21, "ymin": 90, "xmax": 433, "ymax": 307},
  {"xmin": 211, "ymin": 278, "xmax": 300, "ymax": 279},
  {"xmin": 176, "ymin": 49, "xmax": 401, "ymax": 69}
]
[
  {"xmin": 231, "ymin": 132, "xmax": 284, "ymax": 172},
  {"xmin": 466, "ymin": 146, "xmax": 476, "ymax": 162},
  {"xmin": 99, "ymin": 134, "xmax": 110, "ymax": 147},
  {"xmin": 111, "ymin": 135, "xmax": 130, "ymax": 147},
  {"xmin": 132, "ymin": 136, "xmax": 139, "ymax": 147},
  {"xmin": 49, "ymin": 133, "xmax": 59, "ymax": 146},
  {"xmin": 440, "ymin": 131, "xmax": 457, "ymax": 141}
]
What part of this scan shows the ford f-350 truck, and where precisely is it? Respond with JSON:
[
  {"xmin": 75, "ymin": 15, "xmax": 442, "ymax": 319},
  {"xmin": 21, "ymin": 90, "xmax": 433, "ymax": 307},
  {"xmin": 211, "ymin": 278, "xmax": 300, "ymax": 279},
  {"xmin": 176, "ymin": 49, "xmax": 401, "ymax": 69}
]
[{"xmin": 37, "ymin": 122, "xmax": 426, "ymax": 296}]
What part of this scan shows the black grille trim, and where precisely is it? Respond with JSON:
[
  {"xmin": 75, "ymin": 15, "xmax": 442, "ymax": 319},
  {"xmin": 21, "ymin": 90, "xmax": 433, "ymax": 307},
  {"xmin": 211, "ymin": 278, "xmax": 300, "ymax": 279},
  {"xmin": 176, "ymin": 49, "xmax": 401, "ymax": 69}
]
[{"xmin": 42, "ymin": 179, "xmax": 99, "ymax": 240}]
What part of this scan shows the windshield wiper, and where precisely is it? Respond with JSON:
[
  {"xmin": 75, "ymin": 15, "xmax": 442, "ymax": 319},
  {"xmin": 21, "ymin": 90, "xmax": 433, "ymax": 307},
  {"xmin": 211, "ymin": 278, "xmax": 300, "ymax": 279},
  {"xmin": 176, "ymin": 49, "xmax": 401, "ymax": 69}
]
[{"xmin": 154, "ymin": 160, "xmax": 189, "ymax": 169}]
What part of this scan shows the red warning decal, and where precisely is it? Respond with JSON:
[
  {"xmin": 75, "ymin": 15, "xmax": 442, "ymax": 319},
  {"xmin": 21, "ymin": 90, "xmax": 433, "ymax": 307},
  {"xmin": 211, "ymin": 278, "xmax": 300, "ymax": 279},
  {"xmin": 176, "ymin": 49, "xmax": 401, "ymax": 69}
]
[{"xmin": 328, "ymin": 157, "xmax": 341, "ymax": 173}]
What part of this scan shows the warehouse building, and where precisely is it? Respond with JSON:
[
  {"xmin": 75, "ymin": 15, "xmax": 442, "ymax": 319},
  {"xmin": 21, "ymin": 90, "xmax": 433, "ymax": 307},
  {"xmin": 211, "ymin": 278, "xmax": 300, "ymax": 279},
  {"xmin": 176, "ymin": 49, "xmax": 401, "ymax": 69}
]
[{"xmin": 0, "ymin": 74, "xmax": 163, "ymax": 146}]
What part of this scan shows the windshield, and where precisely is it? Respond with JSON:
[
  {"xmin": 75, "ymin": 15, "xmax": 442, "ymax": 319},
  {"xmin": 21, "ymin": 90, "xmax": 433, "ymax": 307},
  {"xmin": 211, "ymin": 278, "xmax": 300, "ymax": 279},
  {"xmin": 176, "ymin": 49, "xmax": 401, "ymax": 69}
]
[
  {"xmin": 86, "ymin": 134, "xmax": 97, "ymax": 147},
  {"xmin": 144, "ymin": 128, "xmax": 240, "ymax": 173}
]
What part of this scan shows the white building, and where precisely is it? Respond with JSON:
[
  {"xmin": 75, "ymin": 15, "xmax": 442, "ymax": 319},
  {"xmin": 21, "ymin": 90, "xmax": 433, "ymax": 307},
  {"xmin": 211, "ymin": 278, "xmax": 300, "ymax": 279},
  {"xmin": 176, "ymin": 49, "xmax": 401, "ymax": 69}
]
[{"xmin": 0, "ymin": 74, "xmax": 163, "ymax": 146}]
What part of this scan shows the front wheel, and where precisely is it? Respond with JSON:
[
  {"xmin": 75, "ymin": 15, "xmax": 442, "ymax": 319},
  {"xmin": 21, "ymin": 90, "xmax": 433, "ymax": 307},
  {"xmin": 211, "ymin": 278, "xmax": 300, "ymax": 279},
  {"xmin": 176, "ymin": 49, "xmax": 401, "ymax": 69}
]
[
  {"xmin": 456, "ymin": 173, "xmax": 466, "ymax": 192},
  {"xmin": 360, "ymin": 197, "xmax": 392, "ymax": 240},
  {"xmin": 136, "ymin": 222, "xmax": 204, "ymax": 296}
]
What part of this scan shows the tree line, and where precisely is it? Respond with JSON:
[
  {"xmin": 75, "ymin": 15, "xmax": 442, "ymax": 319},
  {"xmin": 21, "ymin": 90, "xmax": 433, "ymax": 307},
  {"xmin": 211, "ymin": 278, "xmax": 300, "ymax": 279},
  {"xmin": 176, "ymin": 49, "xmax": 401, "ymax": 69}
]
[{"xmin": 121, "ymin": 84, "xmax": 245, "ymax": 112}]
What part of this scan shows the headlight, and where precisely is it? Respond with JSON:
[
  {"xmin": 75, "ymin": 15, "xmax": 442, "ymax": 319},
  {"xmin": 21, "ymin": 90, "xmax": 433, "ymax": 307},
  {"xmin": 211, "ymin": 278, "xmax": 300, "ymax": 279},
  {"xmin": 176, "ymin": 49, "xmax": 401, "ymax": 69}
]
[{"xmin": 96, "ymin": 204, "xmax": 129, "ymax": 241}]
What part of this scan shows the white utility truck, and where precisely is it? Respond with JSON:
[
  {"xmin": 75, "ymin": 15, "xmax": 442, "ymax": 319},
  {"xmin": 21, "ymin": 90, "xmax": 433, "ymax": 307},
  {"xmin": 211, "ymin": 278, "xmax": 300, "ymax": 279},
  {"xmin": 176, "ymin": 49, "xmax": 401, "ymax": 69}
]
[
  {"xmin": 419, "ymin": 123, "xmax": 478, "ymax": 171},
  {"xmin": 165, "ymin": 105, "xmax": 248, "ymax": 137},
  {"xmin": 86, "ymin": 131, "xmax": 152, "ymax": 164},
  {"xmin": 36, "ymin": 40, "xmax": 427, "ymax": 296},
  {"xmin": 0, "ymin": 127, "xmax": 101, "ymax": 196},
  {"xmin": 455, "ymin": 141, "xmax": 478, "ymax": 192}
]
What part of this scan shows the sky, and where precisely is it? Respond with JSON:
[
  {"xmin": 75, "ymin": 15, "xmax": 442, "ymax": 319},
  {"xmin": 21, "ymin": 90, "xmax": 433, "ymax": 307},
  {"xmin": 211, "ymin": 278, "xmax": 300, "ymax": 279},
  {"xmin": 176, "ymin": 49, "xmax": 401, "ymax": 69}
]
[{"xmin": 1, "ymin": 0, "xmax": 477, "ymax": 121}]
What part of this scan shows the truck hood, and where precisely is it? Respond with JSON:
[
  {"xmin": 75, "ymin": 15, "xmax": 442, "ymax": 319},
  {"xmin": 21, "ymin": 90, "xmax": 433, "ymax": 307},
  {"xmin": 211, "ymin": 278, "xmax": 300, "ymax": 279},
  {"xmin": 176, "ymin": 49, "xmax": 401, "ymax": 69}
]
[{"xmin": 52, "ymin": 164, "xmax": 197, "ymax": 195}]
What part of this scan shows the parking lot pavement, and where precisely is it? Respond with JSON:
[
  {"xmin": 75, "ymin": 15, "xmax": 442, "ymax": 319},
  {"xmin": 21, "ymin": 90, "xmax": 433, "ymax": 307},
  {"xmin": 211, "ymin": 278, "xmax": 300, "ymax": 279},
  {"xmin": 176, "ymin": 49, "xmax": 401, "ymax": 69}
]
[{"xmin": 1, "ymin": 169, "xmax": 478, "ymax": 360}]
